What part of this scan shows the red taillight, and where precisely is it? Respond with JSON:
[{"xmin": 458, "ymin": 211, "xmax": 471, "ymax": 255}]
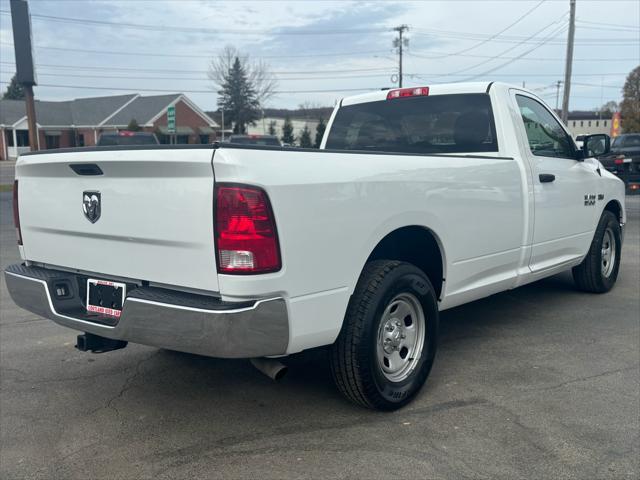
[
  {"xmin": 118, "ymin": 131, "xmax": 135, "ymax": 137},
  {"xmin": 387, "ymin": 86, "xmax": 429, "ymax": 100},
  {"xmin": 614, "ymin": 155, "xmax": 625, "ymax": 165},
  {"xmin": 13, "ymin": 180, "xmax": 22, "ymax": 245},
  {"xmin": 215, "ymin": 184, "xmax": 281, "ymax": 274}
]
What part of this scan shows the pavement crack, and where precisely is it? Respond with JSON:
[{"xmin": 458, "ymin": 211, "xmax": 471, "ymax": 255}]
[
  {"xmin": 527, "ymin": 365, "xmax": 638, "ymax": 393},
  {"xmin": 87, "ymin": 351, "xmax": 159, "ymax": 417}
]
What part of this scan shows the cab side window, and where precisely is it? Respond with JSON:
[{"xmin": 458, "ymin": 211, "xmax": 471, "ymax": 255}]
[{"xmin": 516, "ymin": 95, "xmax": 575, "ymax": 159}]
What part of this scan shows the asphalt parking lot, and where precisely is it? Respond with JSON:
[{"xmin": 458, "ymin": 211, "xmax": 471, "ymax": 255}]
[{"xmin": 1, "ymin": 191, "xmax": 638, "ymax": 480}]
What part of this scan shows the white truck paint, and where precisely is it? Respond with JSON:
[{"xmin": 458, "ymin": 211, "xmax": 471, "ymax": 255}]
[{"xmin": 6, "ymin": 82, "xmax": 626, "ymax": 409}]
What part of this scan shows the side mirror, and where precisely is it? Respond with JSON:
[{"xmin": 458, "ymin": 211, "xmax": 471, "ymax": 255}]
[{"xmin": 582, "ymin": 134, "xmax": 610, "ymax": 159}]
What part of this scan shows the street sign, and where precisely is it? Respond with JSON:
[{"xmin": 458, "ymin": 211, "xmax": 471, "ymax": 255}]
[{"xmin": 167, "ymin": 105, "xmax": 176, "ymax": 134}]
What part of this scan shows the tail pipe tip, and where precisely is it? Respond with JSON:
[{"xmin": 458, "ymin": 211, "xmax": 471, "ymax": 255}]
[{"xmin": 250, "ymin": 357, "xmax": 288, "ymax": 381}]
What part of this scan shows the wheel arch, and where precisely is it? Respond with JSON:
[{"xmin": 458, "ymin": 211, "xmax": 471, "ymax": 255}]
[
  {"xmin": 365, "ymin": 225, "xmax": 446, "ymax": 300},
  {"xmin": 603, "ymin": 199, "xmax": 623, "ymax": 224}
]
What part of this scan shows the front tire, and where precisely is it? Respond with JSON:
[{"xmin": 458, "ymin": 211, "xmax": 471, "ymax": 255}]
[
  {"xmin": 572, "ymin": 210, "xmax": 622, "ymax": 293},
  {"xmin": 330, "ymin": 260, "xmax": 438, "ymax": 410}
]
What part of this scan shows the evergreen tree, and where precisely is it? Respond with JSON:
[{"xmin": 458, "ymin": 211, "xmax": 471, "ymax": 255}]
[
  {"xmin": 126, "ymin": 118, "xmax": 141, "ymax": 131},
  {"xmin": 314, "ymin": 117, "xmax": 326, "ymax": 148},
  {"xmin": 268, "ymin": 120, "xmax": 277, "ymax": 136},
  {"xmin": 620, "ymin": 65, "xmax": 640, "ymax": 133},
  {"xmin": 299, "ymin": 124, "xmax": 313, "ymax": 148},
  {"xmin": 2, "ymin": 75, "xmax": 25, "ymax": 100},
  {"xmin": 281, "ymin": 116, "xmax": 295, "ymax": 145},
  {"xmin": 217, "ymin": 57, "xmax": 260, "ymax": 134}
]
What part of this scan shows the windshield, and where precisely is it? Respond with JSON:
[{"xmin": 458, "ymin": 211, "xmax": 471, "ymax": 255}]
[{"xmin": 325, "ymin": 93, "xmax": 498, "ymax": 154}]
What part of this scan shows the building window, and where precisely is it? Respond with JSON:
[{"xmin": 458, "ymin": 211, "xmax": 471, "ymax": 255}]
[
  {"xmin": 596, "ymin": 121, "xmax": 599, "ymax": 127},
  {"xmin": 588, "ymin": 121, "xmax": 591, "ymax": 127},
  {"xmin": 45, "ymin": 135, "xmax": 60, "ymax": 149},
  {"xmin": 604, "ymin": 120, "xmax": 608, "ymax": 127},
  {"xmin": 78, "ymin": 134, "xmax": 85, "ymax": 147},
  {"xmin": 199, "ymin": 134, "xmax": 209, "ymax": 144},
  {"xmin": 580, "ymin": 121, "xmax": 584, "ymax": 127},
  {"xmin": 9, "ymin": 130, "xmax": 30, "ymax": 147},
  {"xmin": 176, "ymin": 135, "xmax": 189, "ymax": 144},
  {"xmin": 572, "ymin": 121, "xmax": 576, "ymax": 127}
]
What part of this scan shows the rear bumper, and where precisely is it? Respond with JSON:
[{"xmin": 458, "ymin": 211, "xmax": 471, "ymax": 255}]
[{"xmin": 4, "ymin": 264, "xmax": 289, "ymax": 358}]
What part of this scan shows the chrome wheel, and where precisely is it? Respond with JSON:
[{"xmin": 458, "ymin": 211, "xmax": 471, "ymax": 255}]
[
  {"xmin": 376, "ymin": 293, "xmax": 426, "ymax": 382},
  {"xmin": 601, "ymin": 227, "xmax": 616, "ymax": 278}
]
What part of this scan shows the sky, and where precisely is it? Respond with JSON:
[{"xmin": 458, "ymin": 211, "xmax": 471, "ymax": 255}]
[{"xmin": 0, "ymin": 0, "xmax": 638, "ymax": 112}]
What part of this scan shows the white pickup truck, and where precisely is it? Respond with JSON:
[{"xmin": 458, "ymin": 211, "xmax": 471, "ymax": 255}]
[{"xmin": 5, "ymin": 82, "xmax": 626, "ymax": 410}]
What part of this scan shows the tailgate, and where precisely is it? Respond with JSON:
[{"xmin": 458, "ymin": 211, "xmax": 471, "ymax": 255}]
[{"xmin": 16, "ymin": 147, "xmax": 219, "ymax": 292}]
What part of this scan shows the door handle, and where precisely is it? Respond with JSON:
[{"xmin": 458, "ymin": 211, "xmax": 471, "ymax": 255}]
[{"xmin": 539, "ymin": 173, "xmax": 555, "ymax": 183}]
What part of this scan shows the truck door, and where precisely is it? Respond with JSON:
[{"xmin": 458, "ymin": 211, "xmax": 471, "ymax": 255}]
[{"xmin": 512, "ymin": 93, "xmax": 598, "ymax": 272}]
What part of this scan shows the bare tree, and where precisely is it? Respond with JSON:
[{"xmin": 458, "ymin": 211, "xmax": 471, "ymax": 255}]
[
  {"xmin": 298, "ymin": 101, "xmax": 323, "ymax": 120},
  {"xmin": 209, "ymin": 46, "xmax": 278, "ymax": 107}
]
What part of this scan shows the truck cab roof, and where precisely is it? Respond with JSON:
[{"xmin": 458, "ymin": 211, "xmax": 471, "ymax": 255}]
[{"xmin": 340, "ymin": 82, "xmax": 534, "ymax": 107}]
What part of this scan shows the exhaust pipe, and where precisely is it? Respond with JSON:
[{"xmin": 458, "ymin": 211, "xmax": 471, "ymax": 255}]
[
  {"xmin": 250, "ymin": 357, "xmax": 288, "ymax": 381},
  {"xmin": 76, "ymin": 333, "xmax": 127, "ymax": 353}
]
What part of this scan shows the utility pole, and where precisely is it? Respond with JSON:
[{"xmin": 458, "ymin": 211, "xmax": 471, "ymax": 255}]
[
  {"xmin": 561, "ymin": 0, "xmax": 576, "ymax": 123},
  {"xmin": 10, "ymin": 0, "xmax": 38, "ymax": 152},
  {"xmin": 393, "ymin": 25, "xmax": 409, "ymax": 88},
  {"xmin": 555, "ymin": 80, "xmax": 562, "ymax": 110}
]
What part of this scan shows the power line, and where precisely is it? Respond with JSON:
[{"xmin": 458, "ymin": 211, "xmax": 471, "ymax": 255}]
[
  {"xmin": 1, "ymin": 41, "xmax": 632, "ymax": 63},
  {"xmin": 410, "ymin": 24, "xmax": 636, "ymax": 45},
  {"xmin": 430, "ymin": 14, "xmax": 568, "ymax": 80},
  {"xmin": 406, "ymin": 51, "xmax": 637, "ymax": 62},
  {"xmin": 577, "ymin": 24, "xmax": 640, "ymax": 34},
  {"xmin": 2, "ymin": 10, "xmax": 635, "ymax": 45},
  {"xmin": 0, "ymin": 81, "xmax": 381, "ymax": 95},
  {"xmin": 1, "ymin": 64, "xmax": 626, "ymax": 80},
  {"xmin": 458, "ymin": 23, "xmax": 569, "ymax": 82},
  {"xmin": 424, "ymin": 0, "xmax": 547, "ymax": 59},
  {"xmin": 0, "ymin": 61, "xmax": 392, "ymax": 76},
  {"xmin": 0, "ymin": 41, "xmax": 391, "ymax": 60},
  {"xmin": 572, "ymin": 82, "xmax": 624, "ymax": 89},
  {"xmin": 576, "ymin": 20, "xmax": 640, "ymax": 31},
  {"xmin": 0, "ymin": 10, "xmax": 389, "ymax": 36},
  {"xmin": 3, "ymin": 71, "xmax": 396, "ymax": 82}
]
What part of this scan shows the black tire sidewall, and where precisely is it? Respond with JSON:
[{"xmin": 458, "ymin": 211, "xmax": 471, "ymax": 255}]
[
  {"xmin": 362, "ymin": 265, "xmax": 439, "ymax": 408},
  {"xmin": 596, "ymin": 212, "xmax": 622, "ymax": 291}
]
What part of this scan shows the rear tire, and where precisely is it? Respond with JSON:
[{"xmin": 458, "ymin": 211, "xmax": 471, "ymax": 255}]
[
  {"xmin": 330, "ymin": 260, "xmax": 438, "ymax": 411},
  {"xmin": 572, "ymin": 210, "xmax": 621, "ymax": 293}
]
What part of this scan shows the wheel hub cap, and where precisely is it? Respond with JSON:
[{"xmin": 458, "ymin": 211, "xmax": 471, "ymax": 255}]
[
  {"xmin": 601, "ymin": 227, "xmax": 616, "ymax": 278},
  {"xmin": 376, "ymin": 293, "xmax": 426, "ymax": 382}
]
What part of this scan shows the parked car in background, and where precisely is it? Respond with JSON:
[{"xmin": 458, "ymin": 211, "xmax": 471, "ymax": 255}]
[
  {"xmin": 97, "ymin": 131, "xmax": 159, "ymax": 146},
  {"xmin": 599, "ymin": 133, "xmax": 640, "ymax": 193},
  {"xmin": 228, "ymin": 134, "xmax": 281, "ymax": 146}
]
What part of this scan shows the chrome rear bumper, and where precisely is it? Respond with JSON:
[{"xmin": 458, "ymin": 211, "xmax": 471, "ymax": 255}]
[{"xmin": 4, "ymin": 264, "xmax": 288, "ymax": 358}]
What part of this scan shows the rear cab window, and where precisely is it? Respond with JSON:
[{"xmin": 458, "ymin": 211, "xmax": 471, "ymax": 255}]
[{"xmin": 325, "ymin": 93, "xmax": 499, "ymax": 154}]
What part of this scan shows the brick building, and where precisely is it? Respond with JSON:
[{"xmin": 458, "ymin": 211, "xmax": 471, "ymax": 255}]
[{"xmin": 0, "ymin": 93, "xmax": 218, "ymax": 160}]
